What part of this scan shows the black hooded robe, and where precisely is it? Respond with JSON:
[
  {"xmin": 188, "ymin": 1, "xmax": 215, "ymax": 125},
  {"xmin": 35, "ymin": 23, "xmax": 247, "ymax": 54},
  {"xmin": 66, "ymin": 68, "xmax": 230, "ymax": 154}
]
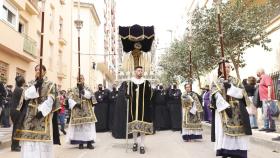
[
  {"xmin": 94, "ymin": 90, "xmax": 110, "ymax": 132},
  {"xmin": 108, "ymin": 90, "xmax": 118, "ymax": 130},
  {"xmin": 152, "ymin": 89, "xmax": 171, "ymax": 130},
  {"xmin": 167, "ymin": 88, "xmax": 182, "ymax": 131}
]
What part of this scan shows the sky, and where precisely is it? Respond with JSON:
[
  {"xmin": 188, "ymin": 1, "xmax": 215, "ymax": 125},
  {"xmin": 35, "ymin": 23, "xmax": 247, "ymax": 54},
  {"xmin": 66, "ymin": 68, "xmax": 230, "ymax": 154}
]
[{"xmin": 116, "ymin": 0, "xmax": 189, "ymax": 49}]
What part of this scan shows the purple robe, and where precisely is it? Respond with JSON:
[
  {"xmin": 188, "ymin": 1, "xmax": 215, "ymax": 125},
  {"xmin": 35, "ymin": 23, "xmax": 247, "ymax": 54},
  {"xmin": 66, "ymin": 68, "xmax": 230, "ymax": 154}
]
[{"xmin": 203, "ymin": 91, "xmax": 212, "ymax": 122}]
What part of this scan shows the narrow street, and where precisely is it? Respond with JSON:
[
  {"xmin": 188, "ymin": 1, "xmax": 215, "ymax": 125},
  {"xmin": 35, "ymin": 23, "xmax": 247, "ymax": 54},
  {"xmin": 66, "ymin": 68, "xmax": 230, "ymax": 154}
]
[{"xmin": 0, "ymin": 129, "xmax": 279, "ymax": 158}]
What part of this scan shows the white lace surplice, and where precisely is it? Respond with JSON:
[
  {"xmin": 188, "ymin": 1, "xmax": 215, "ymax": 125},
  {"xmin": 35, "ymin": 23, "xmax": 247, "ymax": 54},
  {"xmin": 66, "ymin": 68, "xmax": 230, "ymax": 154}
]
[{"xmin": 214, "ymin": 86, "xmax": 249, "ymax": 151}]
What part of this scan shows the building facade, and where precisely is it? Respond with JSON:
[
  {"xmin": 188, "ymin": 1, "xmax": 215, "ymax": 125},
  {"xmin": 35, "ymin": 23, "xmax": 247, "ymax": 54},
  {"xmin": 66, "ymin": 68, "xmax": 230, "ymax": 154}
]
[
  {"xmin": 0, "ymin": 0, "xmax": 72, "ymax": 91},
  {"xmin": 96, "ymin": 0, "xmax": 117, "ymax": 89},
  {"xmin": 238, "ymin": 0, "xmax": 280, "ymax": 79},
  {"xmin": 43, "ymin": 0, "xmax": 72, "ymax": 90}
]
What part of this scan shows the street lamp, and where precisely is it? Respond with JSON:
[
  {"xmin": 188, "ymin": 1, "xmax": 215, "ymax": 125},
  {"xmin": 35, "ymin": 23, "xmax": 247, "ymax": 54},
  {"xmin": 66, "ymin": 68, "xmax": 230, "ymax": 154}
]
[{"xmin": 74, "ymin": 0, "xmax": 83, "ymax": 82}]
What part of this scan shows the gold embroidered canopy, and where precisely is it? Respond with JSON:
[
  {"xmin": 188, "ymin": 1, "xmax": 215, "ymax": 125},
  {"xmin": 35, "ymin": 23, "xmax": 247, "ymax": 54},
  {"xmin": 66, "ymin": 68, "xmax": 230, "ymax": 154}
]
[
  {"xmin": 118, "ymin": 24, "xmax": 155, "ymax": 77},
  {"xmin": 119, "ymin": 24, "xmax": 155, "ymax": 53}
]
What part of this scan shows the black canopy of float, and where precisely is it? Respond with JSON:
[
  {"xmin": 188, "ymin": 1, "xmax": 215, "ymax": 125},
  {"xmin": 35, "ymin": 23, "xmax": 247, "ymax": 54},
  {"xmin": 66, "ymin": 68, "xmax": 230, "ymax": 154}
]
[{"xmin": 119, "ymin": 24, "xmax": 155, "ymax": 53}]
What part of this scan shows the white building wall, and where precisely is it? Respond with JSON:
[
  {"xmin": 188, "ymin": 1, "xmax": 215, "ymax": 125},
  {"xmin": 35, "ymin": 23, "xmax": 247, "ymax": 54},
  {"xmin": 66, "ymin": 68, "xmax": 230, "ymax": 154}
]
[{"xmin": 240, "ymin": 20, "xmax": 280, "ymax": 78}]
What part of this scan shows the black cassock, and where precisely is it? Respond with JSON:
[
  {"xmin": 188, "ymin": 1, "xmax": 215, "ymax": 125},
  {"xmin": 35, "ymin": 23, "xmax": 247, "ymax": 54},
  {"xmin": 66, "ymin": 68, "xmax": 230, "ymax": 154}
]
[
  {"xmin": 94, "ymin": 90, "xmax": 110, "ymax": 132},
  {"xmin": 10, "ymin": 86, "xmax": 22, "ymax": 148},
  {"xmin": 152, "ymin": 89, "xmax": 171, "ymax": 130},
  {"xmin": 112, "ymin": 79, "xmax": 153, "ymax": 138},
  {"xmin": 167, "ymin": 88, "xmax": 182, "ymax": 131},
  {"xmin": 112, "ymin": 83, "xmax": 131, "ymax": 139},
  {"xmin": 108, "ymin": 90, "xmax": 118, "ymax": 130},
  {"xmin": 127, "ymin": 79, "xmax": 153, "ymax": 134}
]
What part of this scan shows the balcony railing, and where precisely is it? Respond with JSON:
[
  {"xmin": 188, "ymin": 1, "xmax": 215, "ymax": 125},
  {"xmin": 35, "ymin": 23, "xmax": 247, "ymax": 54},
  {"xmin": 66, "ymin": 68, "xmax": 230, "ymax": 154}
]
[{"xmin": 23, "ymin": 34, "xmax": 37, "ymax": 57}]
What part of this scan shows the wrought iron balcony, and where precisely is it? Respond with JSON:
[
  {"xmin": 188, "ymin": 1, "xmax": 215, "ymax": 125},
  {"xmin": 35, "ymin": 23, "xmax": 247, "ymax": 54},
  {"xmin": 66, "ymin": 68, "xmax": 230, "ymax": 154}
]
[{"xmin": 23, "ymin": 33, "xmax": 37, "ymax": 57}]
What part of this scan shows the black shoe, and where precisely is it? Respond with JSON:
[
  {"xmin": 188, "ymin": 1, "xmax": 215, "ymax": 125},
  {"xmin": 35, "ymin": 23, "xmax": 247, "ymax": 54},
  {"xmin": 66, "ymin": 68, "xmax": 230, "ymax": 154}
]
[
  {"xmin": 60, "ymin": 129, "xmax": 67, "ymax": 135},
  {"xmin": 11, "ymin": 146, "xmax": 21, "ymax": 152},
  {"xmin": 266, "ymin": 129, "xmax": 276, "ymax": 133},
  {"xmin": 259, "ymin": 128, "xmax": 268, "ymax": 131},
  {"xmin": 79, "ymin": 144, "xmax": 84, "ymax": 149},
  {"xmin": 251, "ymin": 127, "xmax": 258, "ymax": 129},
  {"xmin": 272, "ymin": 136, "xmax": 280, "ymax": 141},
  {"xmin": 87, "ymin": 143, "xmax": 94, "ymax": 149},
  {"xmin": 132, "ymin": 143, "xmax": 138, "ymax": 152},
  {"xmin": 140, "ymin": 146, "xmax": 145, "ymax": 154}
]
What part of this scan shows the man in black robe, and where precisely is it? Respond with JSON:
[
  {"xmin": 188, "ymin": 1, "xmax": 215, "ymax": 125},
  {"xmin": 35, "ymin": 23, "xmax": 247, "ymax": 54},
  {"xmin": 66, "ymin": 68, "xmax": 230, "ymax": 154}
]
[
  {"xmin": 124, "ymin": 66, "xmax": 153, "ymax": 154},
  {"xmin": 108, "ymin": 84, "xmax": 118, "ymax": 131},
  {"xmin": 112, "ymin": 82, "xmax": 130, "ymax": 139},
  {"xmin": 10, "ymin": 76, "xmax": 25, "ymax": 151},
  {"xmin": 152, "ymin": 84, "xmax": 170, "ymax": 130},
  {"xmin": 94, "ymin": 84, "xmax": 110, "ymax": 132},
  {"xmin": 167, "ymin": 83, "xmax": 182, "ymax": 131}
]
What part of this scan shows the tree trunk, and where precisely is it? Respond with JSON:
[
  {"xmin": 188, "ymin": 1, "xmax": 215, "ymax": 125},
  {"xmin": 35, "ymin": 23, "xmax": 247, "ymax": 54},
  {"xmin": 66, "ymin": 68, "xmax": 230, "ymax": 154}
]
[
  {"xmin": 195, "ymin": 69, "xmax": 202, "ymax": 89},
  {"xmin": 197, "ymin": 76, "xmax": 202, "ymax": 89},
  {"xmin": 230, "ymin": 55, "xmax": 241, "ymax": 80}
]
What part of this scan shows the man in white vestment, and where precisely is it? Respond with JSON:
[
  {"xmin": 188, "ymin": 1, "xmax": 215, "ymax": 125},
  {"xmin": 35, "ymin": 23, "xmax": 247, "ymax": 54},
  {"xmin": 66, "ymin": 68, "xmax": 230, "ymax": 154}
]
[
  {"xmin": 14, "ymin": 65, "xmax": 60, "ymax": 158},
  {"xmin": 66, "ymin": 75, "xmax": 97, "ymax": 149}
]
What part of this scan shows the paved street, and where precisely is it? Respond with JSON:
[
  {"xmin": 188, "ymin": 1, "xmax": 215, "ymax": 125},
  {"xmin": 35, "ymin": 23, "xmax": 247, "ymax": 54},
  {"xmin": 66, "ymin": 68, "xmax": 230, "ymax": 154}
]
[
  {"xmin": 0, "ymin": 128, "xmax": 279, "ymax": 158},
  {"xmin": 0, "ymin": 127, "xmax": 12, "ymax": 146}
]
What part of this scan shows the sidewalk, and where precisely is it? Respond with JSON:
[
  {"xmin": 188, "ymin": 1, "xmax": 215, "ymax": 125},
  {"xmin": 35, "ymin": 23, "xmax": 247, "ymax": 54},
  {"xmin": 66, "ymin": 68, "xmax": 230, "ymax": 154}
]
[
  {"xmin": 0, "ymin": 126, "xmax": 12, "ymax": 149},
  {"xmin": 250, "ymin": 129, "xmax": 280, "ymax": 152},
  {"xmin": 202, "ymin": 122, "xmax": 280, "ymax": 152}
]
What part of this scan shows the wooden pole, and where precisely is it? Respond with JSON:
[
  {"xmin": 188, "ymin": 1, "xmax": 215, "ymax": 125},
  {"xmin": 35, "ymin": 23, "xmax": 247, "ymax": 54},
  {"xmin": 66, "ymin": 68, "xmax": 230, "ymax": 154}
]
[
  {"xmin": 78, "ymin": 33, "xmax": 81, "ymax": 82},
  {"xmin": 215, "ymin": 0, "xmax": 230, "ymax": 103},
  {"xmin": 39, "ymin": 0, "xmax": 46, "ymax": 80},
  {"xmin": 75, "ymin": 0, "xmax": 83, "ymax": 83},
  {"xmin": 77, "ymin": 0, "xmax": 81, "ymax": 82},
  {"xmin": 189, "ymin": 44, "xmax": 192, "ymax": 91},
  {"xmin": 215, "ymin": 0, "xmax": 227, "ymax": 80}
]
